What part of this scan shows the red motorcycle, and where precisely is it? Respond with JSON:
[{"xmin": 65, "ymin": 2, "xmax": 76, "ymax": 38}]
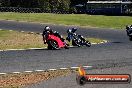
[{"xmin": 46, "ymin": 34, "xmax": 69, "ymax": 50}]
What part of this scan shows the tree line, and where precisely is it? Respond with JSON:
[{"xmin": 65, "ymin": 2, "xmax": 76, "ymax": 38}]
[{"xmin": 0, "ymin": 0, "xmax": 87, "ymax": 12}]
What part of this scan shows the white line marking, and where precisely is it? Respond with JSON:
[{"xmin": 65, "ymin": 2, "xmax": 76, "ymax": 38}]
[
  {"xmin": 103, "ymin": 40, "xmax": 108, "ymax": 43},
  {"xmin": 12, "ymin": 72, "xmax": 21, "ymax": 74},
  {"xmin": 69, "ymin": 46, "xmax": 78, "ymax": 48},
  {"xmin": 2, "ymin": 49, "xmax": 25, "ymax": 51},
  {"xmin": 7, "ymin": 49, "xmax": 19, "ymax": 51},
  {"xmin": 30, "ymin": 32, "xmax": 34, "ymax": 34},
  {"xmin": 6, "ymin": 20, "xmax": 15, "ymax": 22},
  {"xmin": 0, "ymin": 42, "xmax": 100, "ymax": 51},
  {"xmin": 59, "ymin": 68, "xmax": 68, "ymax": 70},
  {"xmin": 48, "ymin": 69, "xmax": 57, "ymax": 71},
  {"xmin": 0, "ymin": 48, "xmax": 47, "ymax": 52},
  {"xmin": 35, "ymin": 70, "xmax": 44, "ymax": 72},
  {"xmin": 28, "ymin": 48, "xmax": 45, "ymax": 50},
  {"xmin": 91, "ymin": 43, "xmax": 97, "ymax": 45},
  {"xmin": 0, "ymin": 73, "xmax": 7, "ymax": 75},
  {"xmin": 21, "ymin": 31, "xmax": 25, "ymax": 33},
  {"xmin": 70, "ymin": 67, "xmax": 79, "ymax": 69},
  {"xmin": 9, "ymin": 30, "xmax": 13, "ymax": 31},
  {"xmin": 0, "ymin": 65, "xmax": 93, "ymax": 75},
  {"xmin": 83, "ymin": 66, "xmax": 92, "ymax": 68},
  {"xmin": 69, "ymin": 46, "xmax": 74, "ymax": 48},
  {"xmin": 16, "ymin": 49, "xmax": 26, "ymax": 50},
  {"xmin": 24, "ymin": 71, "xmax": 33, "ymax": 73}
]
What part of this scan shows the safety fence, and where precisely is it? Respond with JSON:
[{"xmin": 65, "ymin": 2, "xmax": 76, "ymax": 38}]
[{"xmin": 0, "ymin": 7, "xmax": 71, "ymax": 14}]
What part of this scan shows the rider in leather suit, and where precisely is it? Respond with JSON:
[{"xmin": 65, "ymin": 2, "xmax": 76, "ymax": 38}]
[{"xmin": 42, "ymin": 26, "xmax": 65, "ymax": 44}]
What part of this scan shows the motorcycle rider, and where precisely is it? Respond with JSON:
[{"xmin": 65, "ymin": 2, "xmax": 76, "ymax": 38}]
[
  {"xmin": 66, "ymin": 27, "xmax": 91, "ymax": 47},
  {"xmin": 126, "ymin": 25, "xmax": 132, "ymax": 36},
  {"xmin": 42, "ymin": 26, "xmax": 65, "ymax": 44},
  {"xmin": 42, "ymin": 26, "xmax": 51, "ymax": 44},
  {"xmin": 66, "ymin": 28, "xmax": 77, "ymax": 42},
  {"xmin": 67, "ymin": 28, "xmax": 85, "ymax": 42}
]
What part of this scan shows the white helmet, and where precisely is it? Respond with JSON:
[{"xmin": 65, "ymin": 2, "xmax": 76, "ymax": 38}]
[
  {"xmin": 44, "ymin": 26, "xmax": 50, "ymax": 31},
  {"xmin": 67, "ymin": 29, "xmax": 72, "ymax": 33}
]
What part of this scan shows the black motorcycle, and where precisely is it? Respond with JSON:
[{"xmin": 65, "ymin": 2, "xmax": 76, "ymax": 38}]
[
  {"xmin": 66, "ymin": 28, "xmax": 91, "ymax": 47},
  {"xmin": 126, "ymin": 25, "xmax": 132, "ymax": 41}
]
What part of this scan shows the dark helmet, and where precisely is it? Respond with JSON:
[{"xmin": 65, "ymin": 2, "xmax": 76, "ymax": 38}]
[
  {"xmin": 71, "ymin": 28, "xmax": 77, "ymax": 33},
  {"xmin": 44, "ymin": 26, "xmax": 50, "ymax": 31},
  {"xmin": 72, "ymin": 28, "xmax": 77, "ymax": 30},
  {"xmin": 67, "ymin": 29, "xmax": 72, "ymax": 33}
]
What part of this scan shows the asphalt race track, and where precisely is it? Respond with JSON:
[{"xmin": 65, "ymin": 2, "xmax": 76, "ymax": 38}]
[{"xmin": 0, "ymin": 20, "xmax": 132, "ymax": 88}]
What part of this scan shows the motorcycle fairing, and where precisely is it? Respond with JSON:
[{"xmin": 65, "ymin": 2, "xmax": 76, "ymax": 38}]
[{"xmin": 48, "ymin": 34, "xmax": 65, "ymax": 48}]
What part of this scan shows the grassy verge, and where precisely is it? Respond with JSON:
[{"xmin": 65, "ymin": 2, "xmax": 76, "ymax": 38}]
[
  {"xmin": 0, "ymin": 30, "xmax": 45, "ymax": 50},
  {"xmin": 88, "ymin": 38, "xmax": 105, "ymax": 44},
  {"xmin": 0, "ymin": 12, "xmax": 132, "ymax": 29},
  {"xmin": 0, "ymin": 30, "xmax": 106, "ymax": 50},
  {"xmin": 0, "ymin": 69, "xmax": 71, "ymax": 88}
]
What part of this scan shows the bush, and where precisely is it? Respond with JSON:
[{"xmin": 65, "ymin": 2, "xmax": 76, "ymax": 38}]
[{"xmin": 0, "ymin": 0, "xmax": 71, "ymax": 13}]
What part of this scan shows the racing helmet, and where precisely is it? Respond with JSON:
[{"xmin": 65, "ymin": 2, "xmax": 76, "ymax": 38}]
[
  {"xmin": 67, "ymin": 29, "xmax": 72, "ymax": 33},
  {"xmin": 71, "ymin": 28, "xmax": 77, "ymax": 33},
  {"xmin": 44, "ymin": 26, "xmax": 50, "ymax": 31}
]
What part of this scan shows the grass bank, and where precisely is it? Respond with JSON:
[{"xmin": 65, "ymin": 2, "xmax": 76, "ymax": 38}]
[
  {"xmin": 0, "ymin": 30, "xmax": 45, "ymax": 50},
  {"xmin": 0, "ymin": 30, "xmax": 105, "ymax": 50},
  {"xmin": 0, "ymin": 12, "xmax": 132, "ymax": 29}
]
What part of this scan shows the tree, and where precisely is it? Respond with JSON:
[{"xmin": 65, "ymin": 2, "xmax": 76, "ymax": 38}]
[{"xmin": 0, "ymin": 0, "xmax": 11, "ymax": 7}]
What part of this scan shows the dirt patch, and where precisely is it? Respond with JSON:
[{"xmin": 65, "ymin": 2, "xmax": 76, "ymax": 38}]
[
  {"xmin": 0, "ymin": 70, "xmax": 71, "ymax": 88},
  {"xmin": 0, "ymin": 30, "xmax": 46, "ymax": 50}
]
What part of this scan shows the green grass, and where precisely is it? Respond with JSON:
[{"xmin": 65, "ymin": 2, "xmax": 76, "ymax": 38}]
[
  {"xmin": 0, "ymin": 30, "xmax": 106, "ymax": 50},
  {"xmin": 0, "ymin": 12, "xmax": 132, "ymax": 29},
  {"xmin": 0, "ymin": 30, "xmax": 46, "ymax": 50},
  {"xmin": 88, "ymin": 38, "xmax": 105, "ymax": 43},
  {"xmin": 0, "ymin": 30, "xmax": 11, "ymax": 38}
]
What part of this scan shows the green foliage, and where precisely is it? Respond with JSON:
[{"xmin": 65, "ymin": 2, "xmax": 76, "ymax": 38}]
[
  {"xmin": 0, "ymin": 0, "xmax": 11, "ymax": 7},
  {"xmin": 0, "ymin": 0, "xmax": 88, "ymax": 12},
  {"xmin": 0, "ymin": 0, "xmax": 74, "ymax": 12}
]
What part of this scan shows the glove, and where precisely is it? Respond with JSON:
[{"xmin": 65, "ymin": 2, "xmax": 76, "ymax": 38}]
[
  {"xmin": 44, "ymin": 40, "xmax": 47, "ymax": 44},
  {"xmin": 44, "ymin": 42, "xmax": 46, "ymax": 44}
]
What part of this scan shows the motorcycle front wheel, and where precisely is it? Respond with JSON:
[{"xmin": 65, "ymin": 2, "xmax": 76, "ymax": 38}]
[
  {"xmin": 129, "ymin": 37, "xmax": 132, "ymax": 41},
  {"xmin": 85, "ymin": 41, "xmax": 91, "ymax": 47},
  {"xmin": 72, "ymin": 39, "xmax": 81, "ymax": 47}
]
